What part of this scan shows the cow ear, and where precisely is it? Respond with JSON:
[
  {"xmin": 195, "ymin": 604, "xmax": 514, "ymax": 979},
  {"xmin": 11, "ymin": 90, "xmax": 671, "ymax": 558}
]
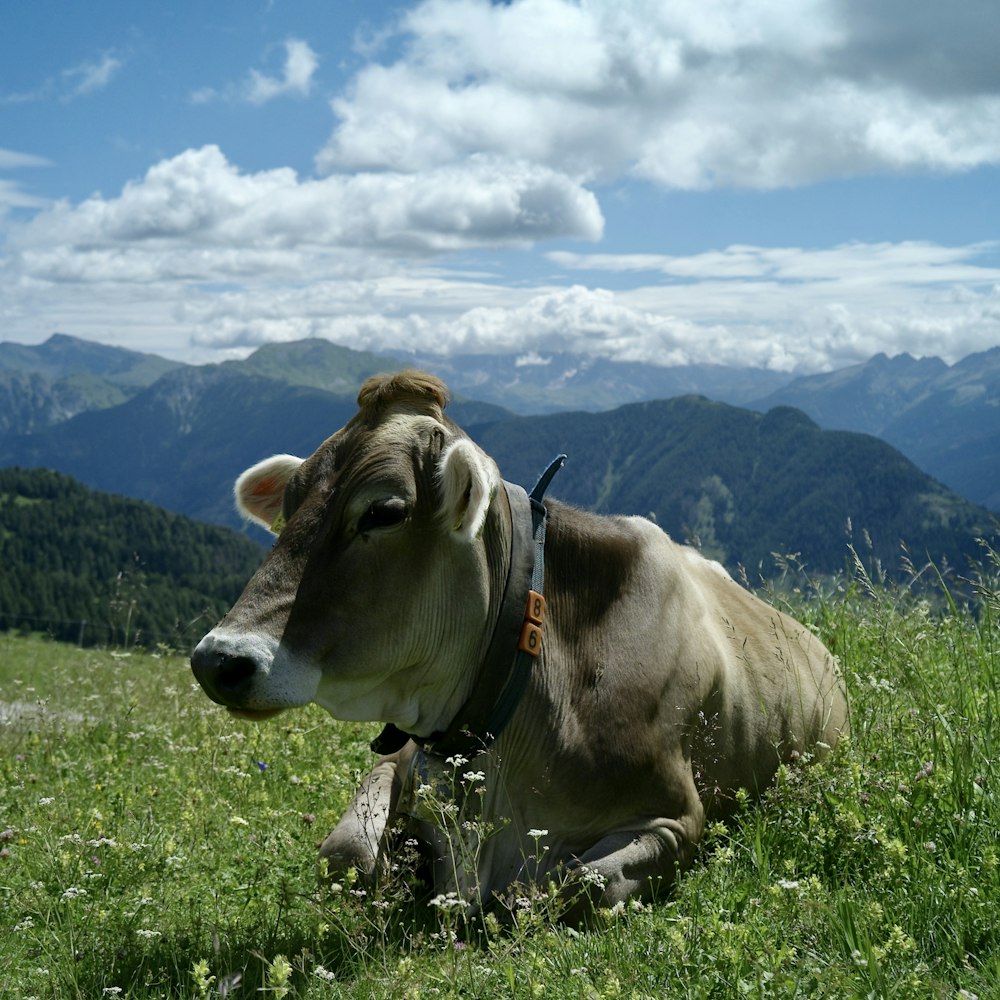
[
  {"xmin": 437, "ymin": 439, "xmax": 499, "ymax": 539},
  {"xmin": 234, "ymin": 454, "xmax": 303, "ymax": 533}
]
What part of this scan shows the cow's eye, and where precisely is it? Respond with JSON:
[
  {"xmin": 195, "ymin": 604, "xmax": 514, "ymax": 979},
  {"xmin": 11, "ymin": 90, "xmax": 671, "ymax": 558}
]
[{"xmin": 358, "ymin": 497, "xmax": 409, "ymax": 534}]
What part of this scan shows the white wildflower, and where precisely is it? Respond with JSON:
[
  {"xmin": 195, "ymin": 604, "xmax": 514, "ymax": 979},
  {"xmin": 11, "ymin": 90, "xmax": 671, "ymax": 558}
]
[
  {"xmin": 429, "ymin": 892, "xmax": 470, "ymax": 911},
  {"xmin": 578, "ymin": 867, "xmax": 608, "ymax": 889}
]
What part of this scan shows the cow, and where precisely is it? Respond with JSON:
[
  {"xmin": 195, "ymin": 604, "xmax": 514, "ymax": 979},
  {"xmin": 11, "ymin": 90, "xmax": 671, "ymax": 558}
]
[{"xmin": 191, "ymin": 370, "xmax": 848, "ymax": 921}]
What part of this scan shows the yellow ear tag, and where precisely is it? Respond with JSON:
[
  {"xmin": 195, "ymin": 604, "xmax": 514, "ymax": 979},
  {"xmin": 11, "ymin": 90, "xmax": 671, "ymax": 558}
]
[{"xmin": 269, "ymin": 511, "xmax": 286, "ymax": 535}]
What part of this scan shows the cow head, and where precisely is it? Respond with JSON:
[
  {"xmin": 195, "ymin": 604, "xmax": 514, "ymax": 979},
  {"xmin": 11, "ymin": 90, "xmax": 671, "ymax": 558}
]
[{"xmin": 191, "ymin": 371, "xmax": 506, "ymax": 736}]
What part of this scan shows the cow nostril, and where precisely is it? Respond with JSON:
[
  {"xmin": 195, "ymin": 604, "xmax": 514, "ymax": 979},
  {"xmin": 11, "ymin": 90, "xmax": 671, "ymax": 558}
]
[{"xmin": 216, "ymin": 655, "xmax": 258, "ymax": 694}]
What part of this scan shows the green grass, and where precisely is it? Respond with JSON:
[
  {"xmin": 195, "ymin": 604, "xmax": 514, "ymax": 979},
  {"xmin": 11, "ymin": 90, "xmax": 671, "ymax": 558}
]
[{"xmin": 1, "ymin": 553, "xmax": 998, "ymax": 999}]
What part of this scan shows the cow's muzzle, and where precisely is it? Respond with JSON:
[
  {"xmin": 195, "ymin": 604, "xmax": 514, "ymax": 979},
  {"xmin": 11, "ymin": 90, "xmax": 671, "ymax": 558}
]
[
  {"xmin": 191, "ymin": 629, "xmax": 318, "ymax": 716},
  {"xmin": 191, "ymin": 630, "xmax": 272, "ymax": 708},
  {"xmin": 191, "ymin": 646, "xmax": 257, "ymax": 705}
]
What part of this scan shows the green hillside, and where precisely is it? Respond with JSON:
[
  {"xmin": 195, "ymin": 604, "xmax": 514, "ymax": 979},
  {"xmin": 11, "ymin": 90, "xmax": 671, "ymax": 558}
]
[
  {"xmin": 222, "ymin": 338, "xmax": 398, "ymax": 394},
  {"xmin": 753, "ymin": 349, "xmax": 1000, "ymax": 512},
  {"xmin": 471, "ymin": 397, "xmax": 997, "ymax": 577},
  {"xmin": 0, "ymin": 467, "xmax": 264, "ymax": 648}
]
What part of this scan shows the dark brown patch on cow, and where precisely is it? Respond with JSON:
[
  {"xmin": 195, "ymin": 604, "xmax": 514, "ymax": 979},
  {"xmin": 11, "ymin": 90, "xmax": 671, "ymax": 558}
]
[{"xmin": 544, "ymin": 500, "xmax": 640, "ymax": 627}]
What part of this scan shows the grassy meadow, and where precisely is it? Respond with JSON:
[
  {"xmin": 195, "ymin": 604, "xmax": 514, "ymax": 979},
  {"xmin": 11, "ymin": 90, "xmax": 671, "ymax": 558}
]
[{"xmin": 1, "ymin": 551, "xmax": 998, "ymax": 999}]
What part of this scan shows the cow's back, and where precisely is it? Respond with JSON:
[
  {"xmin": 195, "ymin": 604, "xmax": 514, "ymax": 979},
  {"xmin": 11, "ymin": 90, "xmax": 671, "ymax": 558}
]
[{"xmin": 536, "ymin": 509, "xmax": 847, "ymax": 822}]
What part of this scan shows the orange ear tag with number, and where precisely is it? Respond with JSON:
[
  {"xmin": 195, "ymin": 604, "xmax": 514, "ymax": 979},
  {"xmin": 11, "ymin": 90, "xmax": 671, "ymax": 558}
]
[{"xmin": 518, "ymin": 590, "xmax": 546, "ymax": 656}]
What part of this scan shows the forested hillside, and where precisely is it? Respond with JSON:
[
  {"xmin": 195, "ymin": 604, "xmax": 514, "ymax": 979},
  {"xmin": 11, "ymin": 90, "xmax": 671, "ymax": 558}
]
[
  {"xmin": 0, "ymin": 467, "xmax": 263, "ymax": 648},
  {"xmin": 471, "ymin": 397, "xmax": 997, "ymax": 577},
  {"xmin": 752, "ymin": 349, "xmax": 1000, "ymax": 511}
]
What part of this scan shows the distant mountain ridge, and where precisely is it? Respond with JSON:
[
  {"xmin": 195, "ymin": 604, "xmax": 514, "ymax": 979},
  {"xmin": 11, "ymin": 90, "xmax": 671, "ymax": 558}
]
[
  {"xmin": 383, "ymin": 348, "xmax": 792, "ymax": 412},
  {"xmin": 0, "ymin": 333, "xmax": 182, "ymax": 434},
  {"xmin": 470, "ymin": 396, "xmax": 994, "ymax": 576},
  {"xmin": 0, "ymin": 340, "xmax": 993, "ymax": 577},
  {"xmin": 0, "ymin": 333, "xmax": 182, "ymax": 386},
  {"xmin": 752, "ymin": 349, "xmax": 1000, "ymax": 510},
  {"xmin": 0, "ymin": 334, "xmax": 998, "ymax": 577}
]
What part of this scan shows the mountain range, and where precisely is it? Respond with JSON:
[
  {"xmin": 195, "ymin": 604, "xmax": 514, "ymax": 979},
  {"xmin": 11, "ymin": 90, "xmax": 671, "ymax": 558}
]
[
  {"xmin": 1, "ymin": 333, "xmax": 996, "ymax": 580},
  {"xmin": 750, "ymin": 350, "xmax": 1000, "ymax": 511},
  {"xmin": 0, "ymin": 333, "xmax": 182, "ymax": 434}
]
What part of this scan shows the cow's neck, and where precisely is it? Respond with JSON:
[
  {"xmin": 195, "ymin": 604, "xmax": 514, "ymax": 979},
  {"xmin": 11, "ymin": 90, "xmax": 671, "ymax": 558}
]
[
  {"xmin": 369, "ymin": 462, "xmax": 576, "ymax": 759},
  {"xmin": 369, "ymin": 480, "xmax": 516, "ymax": 756}
]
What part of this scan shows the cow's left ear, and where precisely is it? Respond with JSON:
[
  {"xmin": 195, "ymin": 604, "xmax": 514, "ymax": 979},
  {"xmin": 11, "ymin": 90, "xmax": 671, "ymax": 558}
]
[
  {"xmin": 234, "ymin": 454, "xmax": 304, "ymax": 533},
  {"xmin": 437, "ymin": 439, "xmax": 499, "ymax": 539}
]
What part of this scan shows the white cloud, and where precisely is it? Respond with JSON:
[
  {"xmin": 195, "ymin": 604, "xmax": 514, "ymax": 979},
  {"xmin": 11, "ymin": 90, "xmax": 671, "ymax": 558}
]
[
  {"xmin": 317, "ymin": 0, "xmax": 1000, "ymax": 188},
  {"xmin": 0, "ymin": 51, "xmax": 124, "ymax": 105},
  {"xmin": 0, "ymin": 148, "xmax": 51, "ymax": 213},
  {"xmin": 2, "ymin": 2, "xmax": 999, "ymax": 373},
  {"xmin": 194, "ymin": 38, "xmax": 319, "ymax": 105},
  {"xmin": 2, "ymin": 138, "xmax": 997, "ymax": 371},
  {"xmin": 0, "ymin": 149, "xmax": 51, "ymax": 170},
  {"xmin": 178, "ymin": 270, "xmax": 1000, "ymax": 374},
  {"xmin": 245, "ymin": 38, "xmax": 319, "ymax": 103},
  {"xmin": 0, "ymin": 179, "xmax": 48, "ymax": 213},
  {"xmin": 63, "ymin": 52, "xmax": 123, "ymax": 98},
  {"xmin": 549, "ymin": 242, "xmax": 1000, "ymax": 287},
  {"xmin": 5, "ymin": 220, "xmax": 999, "ymax": 370},
  {"xmin": 11, "ymin": 145, "xmax": 602, "ymax": 265}
]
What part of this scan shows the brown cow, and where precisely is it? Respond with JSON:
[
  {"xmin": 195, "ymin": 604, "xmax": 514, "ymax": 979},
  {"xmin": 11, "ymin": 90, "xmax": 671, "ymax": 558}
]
[{"xmin": 191, "ymin": 370, "xmax": 847, "ymax": 919}]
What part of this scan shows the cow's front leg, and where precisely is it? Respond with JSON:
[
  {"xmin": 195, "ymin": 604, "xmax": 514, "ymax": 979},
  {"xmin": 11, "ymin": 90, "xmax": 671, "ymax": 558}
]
[
  {"xmin": 319, "ymin": 754, "xmax": 404, "ymax": 882},
  {"xmin": 561, "ymin": 810, "xmax": 704, "ymax": 923}
]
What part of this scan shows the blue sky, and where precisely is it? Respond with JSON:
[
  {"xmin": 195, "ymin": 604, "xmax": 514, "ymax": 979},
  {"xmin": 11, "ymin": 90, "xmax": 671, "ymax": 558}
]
[{"xmin": 1, "ymin": 0, "xmax": 999, "ymax": 372}]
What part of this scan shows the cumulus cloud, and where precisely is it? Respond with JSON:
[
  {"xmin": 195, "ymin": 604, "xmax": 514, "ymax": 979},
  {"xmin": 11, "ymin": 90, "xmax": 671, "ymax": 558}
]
[
  {"xmin": 11, "ymin": 145, "xmax": 602, "ymax": 268},
  {"xmin": 193, "ymin": 38, "xmax": 319, "ymax": 104},
  {"xmin": 3, "ymin": 2, "xmax": 999, "ymax": 372},
  {"xmin": 180, "ymin": 270, "xmax": 1000, "ymax": 373},
  {"xmin": 317, "ymin": 0, "xmax": 1000, "ymax": 187},
  {"xmin": 247, "ymin": 38, "xmax": 319, "ymax": 103},
  {"xmin": 3, "ymin": 138, "xmax": 997, "ymax": 371}
]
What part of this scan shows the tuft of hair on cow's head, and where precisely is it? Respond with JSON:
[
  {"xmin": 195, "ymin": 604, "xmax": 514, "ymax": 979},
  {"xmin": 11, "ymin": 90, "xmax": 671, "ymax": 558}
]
[{"xmin": 357, "ymin": 370, "xmax": 450, "ymax": 419}]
